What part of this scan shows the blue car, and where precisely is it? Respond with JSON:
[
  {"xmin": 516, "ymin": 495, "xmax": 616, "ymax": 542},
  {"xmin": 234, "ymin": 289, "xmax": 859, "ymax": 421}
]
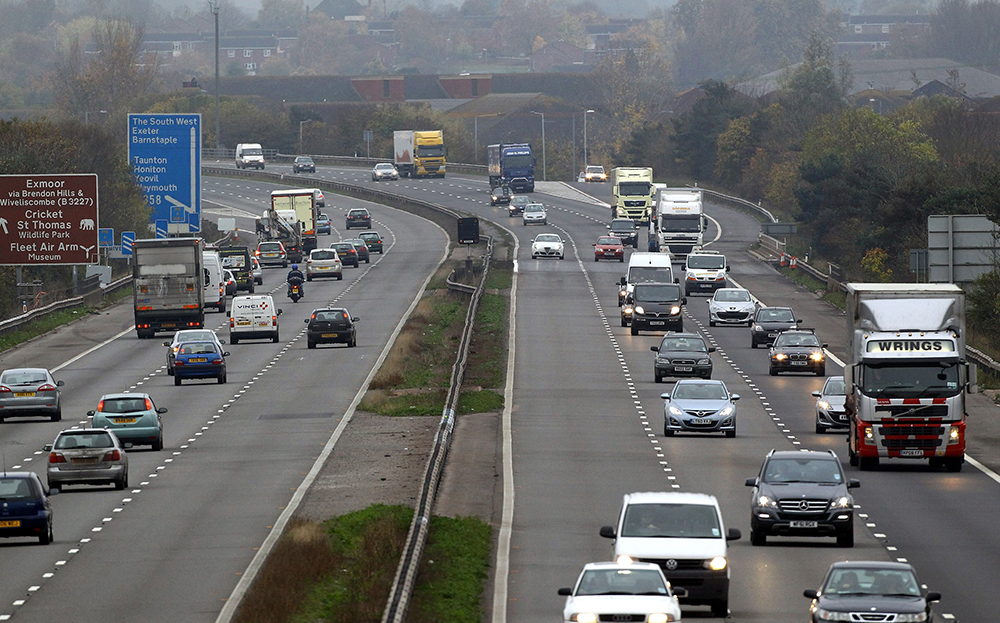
[
  {"xmin": 0, "ymin": 472, "xmax": 55, "ymax": 545},
  {"xmin": 88, "ymin": 393, "xmax": 166, "ymax": 451},
  {"xmin": 173, "ymin": 341, "xmax": 229, "ymax": 385},
  {"xmin": 316, "ymin": 213, "xmax": 331, "ymax": 235}
]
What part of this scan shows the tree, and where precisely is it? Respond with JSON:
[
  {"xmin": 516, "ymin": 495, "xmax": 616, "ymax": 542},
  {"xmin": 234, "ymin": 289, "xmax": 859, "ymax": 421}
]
[
  {"xmin": 671, "ymin": 81, "xmax": 756, "ymax": 180},
  {"xmin": 257, "ymin": 0, "xmax": 307, "ymax": 30}
]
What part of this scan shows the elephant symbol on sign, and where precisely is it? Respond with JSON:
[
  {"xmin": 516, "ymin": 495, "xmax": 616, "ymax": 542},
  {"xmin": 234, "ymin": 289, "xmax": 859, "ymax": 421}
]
[{"xmin": 79, "ymin": 218, "xmax": 95, "ymax": 230}]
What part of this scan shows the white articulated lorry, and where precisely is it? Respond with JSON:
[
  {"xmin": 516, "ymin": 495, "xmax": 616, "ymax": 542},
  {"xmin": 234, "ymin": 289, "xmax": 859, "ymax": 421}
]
[
  {"xmin": 844, "ymin": 283, "xmax": 975, "ymax": 472},
  {"xmin": 656, "ymin": 188, "xmax": 706, "ymax": 257}
]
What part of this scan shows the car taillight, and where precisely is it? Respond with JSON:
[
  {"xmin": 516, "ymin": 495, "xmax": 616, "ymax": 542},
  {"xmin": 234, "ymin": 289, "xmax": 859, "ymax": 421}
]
[
  {"xmin": 211, "ymin": 358, "xmax": 222, "ymax": 364},
  {"xmin": 145, "ymin": 397, "xmax": 153, "ymax": 410},
  {"xmin": 97, "ymin": 399, "xmax": 105, "ymax": 411},
  {"xmin": 0, "ymin": 386, "xmax": 10, "ymax": 393},
  {"xmin": 36, "ymin": 383, "xmax": 57, "ymax": 392},
  {"xmin": 255, "ymin": 250, "xmax": 261, "ymax": 256},
  {"xmin": 307, "ymin": 259, "xmax": 312, "ymax": 263},
  {"xmin": 174, "ymin": 360, "xmax": 184, "ymax": 366},
  {"xmin": 49, "ymin": 452, "xmax": 66, "ymax": 464},
  {"xmin": 230, "ymin": 318, "xmax": 235, "ymax": 328},
  {"xmin": 102, "ymin": 450, "xmax": 121, "ymax": 462},
  {"xmin": 272, "ymin": 315, "xmax": 277, "ymax": 326}
]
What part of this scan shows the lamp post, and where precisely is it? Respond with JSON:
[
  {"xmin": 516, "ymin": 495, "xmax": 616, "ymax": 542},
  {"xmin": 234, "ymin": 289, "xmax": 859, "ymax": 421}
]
[
  {"xmin": 299, "ymin": 119, "xmax": 314, "ymax": 154},
  {"xmin": 210, "ymin": 0, "xmax": 220, "ymax": 150},
  {"xmin": 474, "ymin": 113, "xmax": 501, "ymax": 164},
  {"xmin": 583, "ymin": 109, "xmax": 594, "ymax": 169},
  {"xmin": 530, "ymin": 111, "xmax": 545, "ymax": 181}
]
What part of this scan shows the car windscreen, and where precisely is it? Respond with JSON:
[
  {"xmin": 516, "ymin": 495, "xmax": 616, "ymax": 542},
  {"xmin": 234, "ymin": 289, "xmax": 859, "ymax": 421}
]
[
  {"xmin": 597, "ymin": 237, "xmax": 620, "ymax": 245},
  {"xmin": 100, "ymin": 397, "xmax": 149, "ymax": 413},
  {"xmin": 715, "ymin": 290, "xmax": 750, "ymax": 302},
  {"xmin": 0, "ymin": 478, "xmax": 34, "ymax": 499},
  {"xmin": 823, "ymin": 568, "xmax": 921, "ymax": 597},
  {"xmin": 0, "ymin": 371, "xmax": 48, "ymax": 385},
  {"xmin": 311, "ymin": 251, "xmax": 337, "ymax": 260},
  {"xmin": 621, "ymin": 503, "xmax": 722, "ymax": 538},
  {"xmin": 633, "ymin": 284, "xmax": 681, "ymax": 302},
  {"xmin": 179, "ymin": 342, "xmax": 219, "ymax": 355},
  {"xmin": 757, "ymin": 309, "xmax": 793, "ymax": 322},
  {"xmin": 535, "ymin": 235, "xmax": 560, "ymax": 243},
  {"xmin": 610, "ymin": 222, "xmax": 635, "ymax": 233},
  {"xmin": 575, "ymin": 568, "xmax": 668, "ymax": 596},
  {"xmin": 628, "ymin": 267, "xmax": 671, "ymax": 284},
  {"xmin": 774, "ymin": 334, "xmax": 820, "ymax": 347},
  {"xmin": 349, "ymin": 210, "xmax": 368, "ymax": 217},
  {"xmin": 175, "ymin": 331, "xmax": 214, "ymax": 343},
  {"xmin": 687, "ymin": 255, "xmax": 725, "ymax": 269},
  {"xmin": 417, "ymin": 145, "xmax": 444, "ymax": 157},
  {"xmin": 221, "ymin": 254, "xmax": 246, "ymax": 268},
  {"xmin": 586, "ymin": 166, "xmax": 604, "ymax": 174},
  {"xmin": 359, "ymin": 233, "xmax": 379, "ymax": 241},
  {"xmin": 55, "ymin": 432, "xmax": 114, "ymax": 449},
  {"xmin": 375, "ymin": 164, "xmax": 394, "ymax": 170},
  {"xmin": 824, "ymin": 378, "xmax": 846, "ymax": 395},
  {"xmin": 297, "ymin": 158, "xmax": 313, "ymax": 164},
  {"xmin": 764, "ymin": 458, "xmax": 843, "ymax": 484},
  {"xmin": 671, "ymin": 382, "xmax": 728, "ymax": 400},
  {"xmin": 259, "ymin": 243, "xmax": 282, "ymax": 251},
  {"xmin": 660, "ymin": 214, "xmax": 701, "ymax": 232},
  {"xmin": 660, "ymin": 337, "xmax": 707, "ymax": 352},
  {"xmin": 525, "ymin": 205, "xmax": 544, "ymax": 213},
  {"xmin": 314, "ymin": 310, "xmax": 348, "ymax": 322},
  {"xmin": 511, "ymin": 197, "xmax": 529, "ymax": 206}
]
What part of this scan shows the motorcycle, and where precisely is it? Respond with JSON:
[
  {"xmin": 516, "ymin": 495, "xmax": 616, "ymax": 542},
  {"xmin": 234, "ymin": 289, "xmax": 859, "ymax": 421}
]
[{"xmin": 287, "ymin": 275, "xmax": 304, "ymax": 303}]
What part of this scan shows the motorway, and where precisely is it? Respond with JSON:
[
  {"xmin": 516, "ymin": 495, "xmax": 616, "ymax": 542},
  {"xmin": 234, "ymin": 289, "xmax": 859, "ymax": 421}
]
[{"xmin": 2, "ymin": 162, "xmax": 998, "ymax": 622}]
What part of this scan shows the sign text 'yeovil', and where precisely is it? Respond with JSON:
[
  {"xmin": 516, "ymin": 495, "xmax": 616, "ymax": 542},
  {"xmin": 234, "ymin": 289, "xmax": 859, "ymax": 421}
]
[{"xmin": 0, "ymin": 174, "xmax": 99, "ymax": 265}]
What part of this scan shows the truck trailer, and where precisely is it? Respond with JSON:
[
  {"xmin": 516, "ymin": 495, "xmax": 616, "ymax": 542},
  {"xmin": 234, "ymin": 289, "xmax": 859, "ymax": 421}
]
[
  {"xmin": 394, "ymin": 130, "xmax": 446, "ymax": 178},
  {"xmin": 844, "ymin": 283, "xmax": 975, "ymax": 472},
  {"xmin": 133, "ymin": 237, "xmax": 205, "ymax": 339},
  {"xmin": 270, "ymin": 188, "xmax": 320, "ymax": 257},
  {"xmin": 487, "ymin": 143, "xmax": 536, "ymax": 192}
]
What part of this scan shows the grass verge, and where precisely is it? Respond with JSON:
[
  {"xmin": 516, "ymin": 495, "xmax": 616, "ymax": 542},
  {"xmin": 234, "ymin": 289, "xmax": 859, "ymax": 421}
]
[
  {"xmin": 776, "ymin": 266, "xmax": 846, "ymax": 309},
  {"xmin": 0, "ymin": 305, "xmax": 90, "ymax": 353}
]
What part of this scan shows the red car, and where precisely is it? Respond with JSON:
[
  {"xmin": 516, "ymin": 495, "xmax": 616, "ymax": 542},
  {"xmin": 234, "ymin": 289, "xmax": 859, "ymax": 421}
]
[{"xmin": 593, "ymin": 235, "xmax": 625, "ymax": 262}]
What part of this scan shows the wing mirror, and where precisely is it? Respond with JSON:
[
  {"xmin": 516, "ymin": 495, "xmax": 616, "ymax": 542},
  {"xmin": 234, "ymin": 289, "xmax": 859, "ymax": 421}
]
[
  {"xmin": 660, "ymin": 392, "xmax": 670, "ymax": 400},
  {"xmin": 599, "ymin": 525, "xmax": 616, "ymax": 539},
  {"xmin": 43, "ymin": 444, "xmax": 52, "ymax": 451},
  {"xmin": 650, "ymin": 346, "xmax": 659, "ymax": 352},
  {"xmin": 157, "ymin": 407, "xmax": 168, "ymax": 414},
  {"xmin": 848, "ymin": 479, "xmax": 861, "ymax": 489},
  {"xmin": 163, "ymin": 341, "xmax": 172, "ymax": 347},
  {"xmin": 804, "ymin": 589, "xmax": 819, "ymax": 600},
  {"xmin": 731, "ymin": 394, "xmax": 740, "ymax": 401},
  {"xmin": 557, "ymin": 588, "xmax": 572, "ymax": 596},
  {"xmin": 745, "ymin": 477, "xmax": 758, "ymax": 486},
  {"xmin": 277, "ymin": 309, "xmax": 283, "ymax": 316},
  {"xmin": 222, "ymin": 351, "xmax": 231, "ymax": 357},
  {"xmin": 708, "ymin": 347, "xmax": 716, "ymax": 353},
  {"xmin": 56, "ymin": 380, "xmax": 65, "ymax": 387},
  {"xmin": 352, "ymin": 316, "xmax": 360, "ymax": 322},
  {"xmin": 811, "ymin": 390, "xmax": 821, "ymax": 397},
  {"xmin": 87, "ymin": 410, "xmax": 95, "ymax": 416},
  {"xmin": 672, "ymin": 587, "xmax": 689, "ymax": 599},
  {"xmin": 727, "ymin": 528, "xmax": 742, "ymax": 541}
]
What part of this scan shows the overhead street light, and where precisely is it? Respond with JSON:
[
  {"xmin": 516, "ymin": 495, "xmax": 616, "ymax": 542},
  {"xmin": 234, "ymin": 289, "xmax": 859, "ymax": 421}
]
[
  {"xmin": 530, "ymin": 111, "xmax": 545, "ymax": 181},
  {"xmin": 209, "ymin": 0, "xmax": 220, "ymax": 150},
  {"xmin": 583, "ymin": 109, "xmax": 595, "ymax": 169},
  {"xmin": 299, "ymin": 119, "xmax": 315, "ymax": 154}
]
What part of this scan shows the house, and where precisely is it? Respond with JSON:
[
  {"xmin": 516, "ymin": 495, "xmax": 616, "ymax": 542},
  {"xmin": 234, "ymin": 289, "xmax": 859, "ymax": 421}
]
[
  {"xmin": 311, "ymin": 0, "xmax": 368, "ymax": 20},
  {"xmin": 836, "ymin": 15, "xmax": 931, "ymax": 57},
  {"xmin": 219, "ymin": 35, "xmax": 283, "ymax": 75},
  {"xmin": 529, "ymin": 41, "xmax": 596, "ymax": 73}
]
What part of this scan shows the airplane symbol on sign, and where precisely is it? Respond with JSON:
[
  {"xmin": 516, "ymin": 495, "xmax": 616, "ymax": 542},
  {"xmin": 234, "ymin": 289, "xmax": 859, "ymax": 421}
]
[{"xmin": 0, "ymin": 217, "xmax": 7, "ymax": 234}]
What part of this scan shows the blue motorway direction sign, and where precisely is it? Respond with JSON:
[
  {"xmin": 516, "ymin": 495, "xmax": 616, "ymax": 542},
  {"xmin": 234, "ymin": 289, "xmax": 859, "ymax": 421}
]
[
  {"xmin": 128, "ymin": 113, "xmax": 201, "ymax": 234},
  {"xmin": 155, "ymin": 219, "xmax": 168, "ymax": 239},
  {"xmin": 98, "ymin": 228, "xmax": 114, "ymax": 248},
  {"xmin": 121, "ymin": 231, "xmax": 135, "ymax": 256}
]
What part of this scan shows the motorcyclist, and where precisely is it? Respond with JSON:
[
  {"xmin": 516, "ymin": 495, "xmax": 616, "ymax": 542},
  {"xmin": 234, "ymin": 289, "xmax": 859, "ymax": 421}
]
[{"xmin": 286, "ymin": 264, "xmax": 305, "ymax": 298}]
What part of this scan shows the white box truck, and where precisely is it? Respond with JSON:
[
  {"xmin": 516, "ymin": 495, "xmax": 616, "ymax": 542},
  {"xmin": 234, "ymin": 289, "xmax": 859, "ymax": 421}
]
[{"xmin": 657, "ymin": 188, "xmax": 705, "ymax": 257}]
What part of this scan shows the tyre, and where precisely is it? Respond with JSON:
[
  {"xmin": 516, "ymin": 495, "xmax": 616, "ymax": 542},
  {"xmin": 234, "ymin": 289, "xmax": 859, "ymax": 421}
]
[
  {"xmin": 725, "ymin": 426, "xmax": 736, "ymax": 438},
  {"xmin": 152, "ymin": 434, "xmax": 163, "ymax": 451},
  {"xmin": 559, "ymin": 254, "xmax": 564, "ymax": 260},
  {"xmin": 366, "ymin": 257, "xmax": 370, "ymax": 263},
  {"xmin": 51, "ymin": 408, "xmax": 61, "ymax": 422},
  {"xmin": 594, "ymin": 257, "xmax": 599, "ymax": 262},
  {"xmin": 711, "ymin": 601, "xmax": 729, "ymax": 618},
  {"xmin": 174, "ymin": 376, "xmax": 181, "ymax": 386},
  {"xmin": 769, "ymin": 367, "xmax": 777, "ymax": 376},
  {"xmin": 751, "ymin": 341, "xmax": 757, "ymax": 349},
  {"xmin": 308, "ymin": 341, "xmax": 316, "ymax": 349},
  {"xmin": 816, "ymin": 421, "xmax": 824, "ymax": 434},
  {"xmin": 249, "ymin": 284, "xmax": 255, "ymax": 294},
  {"xmin": 218, "ymin": 372, "xmax": 227, "ymax": 384},
  {"xmin": 750, "ymin": 529, "xmax": 766, "ymax": 546},
  {"xmin": 859, "ymin": 456, "xmax": 879, "ymax": 471},
  {"xmin": 114, "ymin": 475, "xmax": 126, "ymax": 490},
  {"xmin": 630, "ymin": 324, "xmax": 639, "ymax": 336},
  {"xmin": 849, "ymin": 448, "xmax": 859, "ymax": 467},
  {"xmin": 837, "ymin": 531, "xmax": 854, "ymax": 548},
  {"xmin": 272, "ymin": 331, "xmax": 280, "ymax": 343},
  {"xmin": 709, "ymin": 320, "xmax": 716, "ymax": 327},
  {"xmin": 817, "ymin": 366, "xmax": 826, "ymax": 377},
  {"xmin": 619, "ymin": 257, "xmax": 624, "ymax": 262},
  {"xmin": 39, "ymin": 523, "xmax": 52, "ymax": 545},
  {"xmin": 532, "ymin": 254, "xmax": 536, "ymax": 259},
  {"xmin": 621, "ymin": 316, "xmax": 628, "ymax": 327},
  {"xmin": 337, "ymin": 274, "xmax": 343, "ymax": 280},
  {"xmin": 632, "ymin": 240, "xmax": 638, "ymax": 249},
  {"xmin": 349, "ymin": 336, "xmax": 357, "ymax": 348},
  {"xmin": 307, "ymin": 275, "xmax": 313, "ymax": 281},
  {"xmin": 654, "ymin": 374, "xmax": 662, "ymax": 384},
  {"xmin": 231, "ymin": 335, "xmax": 239, "ymax": 345},
  {"xmin": 663, "ymin": 423, "xmax": 674, "ymax": 436},
  {"xmin": 945, "ymin": 457, "xmax": 964, "ymax": 472}
]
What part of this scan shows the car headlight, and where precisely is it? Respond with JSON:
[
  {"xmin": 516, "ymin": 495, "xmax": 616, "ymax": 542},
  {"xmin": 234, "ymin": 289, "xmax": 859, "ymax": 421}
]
[
  {"xmin": 894, "ymin": 614, "xmax": 928, "ymax": 623},
  {"xmin": 810, "ymin": 351, "xmax": 825, "ymax": 361},
  {"xmin": 634, "ymin": 306, "xmax": 645, "ymax": 315},
  {"xmin": 570, "ymin": 613, "xmax": 598, "ymax": 623},
  {"xmin": 773, "ymin": 353, "xmax": 788, "ymax": 361},
  {"xmin": 648, "ymin": 614, "xmax": 676, "ymax": 623},
  {"xmin": 754, "ymin": 324, "xmax": 763, "ymax": 331},
  {"xmin": 705, "ymin": 556, "xmax": 727, "ymax": 571},
  {"xmin": 817, "ymin": 400, "xmax": 831, "ymax": 410},
  {"xmin": 616, "ymin": 554, "xmax": 634, "ymax": 564},
  {"xmin": 719, "ymin": 406, "xmax": 734, "ymax": 416},
  {"xmin": 714, "ymin": 272, "xmax": 726, "ymax": 281},
  {"xmin": 668, "ymin": 406, "xmax": 683, "ymax": 416},
  {"xmin": 815, "ymin": 609, "xmax": 854, "ymax": 621},
  {"xmin": 624, "ymin": 306, "xmax": 634, "ymax": 314},
  {"xmin": 697, "ymin": 359, "xmax": 711, "ymax": 365},
  {"xmin": 670, "ymin": 306, "xmax": 681, "ymax": 315},
  {"xmin": 756, "ymin": 495, "xmax": 777, "ymax": 508},
  {"xmin": 620, "ymin": 289, "xmax": 627, "ymax": 297},
  {"xmin": 830, "ymin": 496, "xmax": 852, "ymax": 509}
]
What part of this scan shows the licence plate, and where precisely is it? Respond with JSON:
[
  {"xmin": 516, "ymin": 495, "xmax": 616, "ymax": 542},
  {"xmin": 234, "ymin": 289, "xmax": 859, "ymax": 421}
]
[
  {"xmin": 112, "ymin": 417, "xmax": 136, "ymax": 424},
  {"xmin": 768, "ymin": 332, "xmax": 779, "ymax": 337},
  {"xmin": 14, "ymin": 392, "xmax": 35, "ymax": 397},
  {"xmin": 791, "ymin": 361, "xmax": 807, "ymax": 366},
  {"xmin": 317, "ymin": 266, "xmax": 328, "ymax": 270},
  {"xmin": 899, "ymin": 449, "xmax": 925, "ymax": 457},
  {"xmin": 190, "ymin": 358, "xmax": 207, "ymax": 363},
  {"xmin": 322, "ymin": 333, "xmax": 339, "ymax": 338},
  {"xmin": 676, "ymin": 366, "xmax": 693, "ymax": 372},
  {"xmin": 72, "ymin": 457, "xmax": 99, "ymax": 464},
  {"xmin": 790, "ymin": 520, "xmax": 818, "ymax": 528},
  {"xmin": 162, "ymin": 323, "xmax": 176, "ymax": 328},
  {"xmin": 0, "ymin": 520, "xmax": 20, "ymax": 528},
  {"xmin": 838, "ymin": 414, "xmax": 848, "ymax": 421},
  {"xmin": 650, "ymin": 321, "xmax": 666, "ymax": 326},
  {"xmin": 692, "ymin": 417, "xmax": 712, "ymax": 424},
  {"xmin": 265, "ymin": 253, "xmax": 276, "ymax": 257},
  {"xmin": 236, "ymin": 321, "xmax": 251, "ymax": 326},
  {"xmin": 258, "ymin": 321, "xmax": 269, "ymax": 327}
]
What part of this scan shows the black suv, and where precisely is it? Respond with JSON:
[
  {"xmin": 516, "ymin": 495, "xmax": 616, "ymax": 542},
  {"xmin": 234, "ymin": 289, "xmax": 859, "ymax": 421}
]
[
  {"xmin": 769, "ymin": 329, "xmax": 826, "ymax": 376},
  {"xmin": 608, "ymin": 218, "xmax": 639, "ymax": 248},
  {"xmin": 651, "ymin": 333, "xmax": 715, "ymax": 382},
  {"xmin": 628, "ymin": 283, "xmax": 685, "ymax": 335},
  {"xmin": 804, "ymin": 561, "xmax": 940, "ymax": 623},
  {"xmin": 305, "ymin": 308, "xmax": 358, "ymax": 348},
  {"xmin": 345, "ymin": 208, "xmax": 372, "ymax": 230},
  {"xmin": 751, "ymin": 306, "xmax": 800, "ymax": 348},
  {"xmin": 292, "ymin": 156, "xmax": 315, "ymax": 173},
  {"xmin": 745, "ymin": 449, "xmax": 859, "ymax": 547}
]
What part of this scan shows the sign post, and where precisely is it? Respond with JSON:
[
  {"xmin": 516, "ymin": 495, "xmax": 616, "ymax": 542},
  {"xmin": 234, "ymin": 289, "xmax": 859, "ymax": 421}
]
[
  {"xmin": 0, "ymin": 174, "xmax": 99, "ymax": 265},
  {"xmin": 128, "ymin": 113, "xmax": 201, "ymax": 235}
]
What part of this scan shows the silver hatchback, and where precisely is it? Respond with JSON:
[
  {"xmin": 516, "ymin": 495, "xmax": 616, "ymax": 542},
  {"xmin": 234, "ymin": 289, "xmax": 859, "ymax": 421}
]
[
  {"xmin": 45, "ymin": 429, "xmax": 129, "ymax": 490},
  {"xmin": 0, "ymin": 368, "xmax": 64, "ymax": 422}
]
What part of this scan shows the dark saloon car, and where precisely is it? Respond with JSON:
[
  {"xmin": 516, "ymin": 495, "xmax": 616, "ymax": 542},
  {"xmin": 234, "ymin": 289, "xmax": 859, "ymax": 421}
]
[
  {"xmin": 305, "ymin": 308, "xmax": 359, "ymax": 348},
  {"xmin": 751, "ymin": 306, "xmax": 801, "ymax": 348},
  {"xmin": 628, "ymin": 283, "xmax": 685, "ymax": 335},
  {"xmin": 593, "ymin": 236, "xmax": 624, "ymax": 262},
  {"xmin": 358, "ymin": 231, "xmax": 384, "ymax": 254},
  {"xmin": 333, "ymin": 242, "xmax": 359, "ymax": 267},
  {"xmin": 346, "ymin": 208, "xmax": 372, "ymax": 230},
  {"xmin": 651, "ymin": 333, "xmax": 715, "ymax": 382},
  {"xmin": 769, "ymin": 330, "xmax": 826, "ymax": 376},
  {"xmin": 490, "ymin": 185, "xmax": 512, "ymax": 206},
  {"xmin": 344, "ymin": 238, "xmax": 370, "ymax": 263},
  {"xmin": 292, "ymin": 156, "xmax": 316, "ymax": 173},
  {"xmin": 804, "ymin": 561, "xmax": 939, "ymax": 623},
  {"xmin": 173, "ymin": 341, "xmax": 229, "ymax": 385},
  {"xmin": 608, "ymin": 218, "xmax": 639, "ymax": 248},
  {"xmin": 0, "ymin": 472, "xmax": 55, "ymax": 544},
  {"xmin": 746, "ymin": 449, "xmax": 858, "ymax": 547}
]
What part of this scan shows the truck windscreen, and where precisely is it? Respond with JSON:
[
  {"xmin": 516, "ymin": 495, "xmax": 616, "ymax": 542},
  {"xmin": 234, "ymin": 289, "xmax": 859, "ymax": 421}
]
[
  {"xmin": 618, "ymin": 182, "xmax": 651, "ymax": 196},
  {"xmin": 661, "ymin": 214, "xmax": 702, "ymax": 232},
  {"xmin": 503, "ymin": 154, "xmax": 533, "ymax": 168},
  {"xmin": 417, "ymin": 145, "xmax": 444, "ymax": 157},
  {"xmin": 861, "ymin": 362, "xmax": 960, "ymax": 399}
]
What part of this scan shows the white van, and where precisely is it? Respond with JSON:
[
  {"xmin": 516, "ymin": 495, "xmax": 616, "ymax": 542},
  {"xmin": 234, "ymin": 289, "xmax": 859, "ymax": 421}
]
[
  {"xmin": 203, "ymin": 251, "xmax": 226, "ymax": 313},
  {"xmin": 235, "ymin": 143, "xmax": 265, "ymax": 170},
  {"xmin": 600, "ymin": 492, "xmax": 741, "ymax": 617},
  {"xmin": 229, "ymin": 295, "xmax": 281, "ymax": 344},
  {"xmin": 619, "ymin": 251, "xmax": 675, "ymax": 306}
]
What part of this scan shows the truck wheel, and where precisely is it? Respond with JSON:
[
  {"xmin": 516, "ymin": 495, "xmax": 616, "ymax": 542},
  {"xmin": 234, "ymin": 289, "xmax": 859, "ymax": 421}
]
[
  {"xmin": 307, "ymin": 275, "xmax": 312, "ymax": 281},
  {"xmin": 230, "ymin": 335, "xmax": 239, "ymax": 345},
  {"xmin": 859, "ymin": 456, "xmax": 879, "ymax": 471},
  {"xmin": 848, "ymin": 447, "xmax": 859, "ymax": 466},
  {"xmin": 944, "ymin": 457, "xmax": 964, "ymax": 472}
]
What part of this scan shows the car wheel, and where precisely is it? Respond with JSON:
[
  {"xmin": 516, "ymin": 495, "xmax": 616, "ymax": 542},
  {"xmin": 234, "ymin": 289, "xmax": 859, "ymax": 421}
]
[
  {"xmin": 230, "ymin": 335, "xmax": 239, "ymax": 345},
  {"xmin": 837, "ymin": 531, "xmax": 854, "ymax": 548},
  {"xmin": 621, "ymin": 316, "xmax": 628, "ymax": 327},
  {"xmin": 816, "ymin": 421, "xmax": 825, "ymax": 434},
  {"xmin": 751, "ymin": 341, "xmax": 757, "ymax": 349},
  {"xmin": 709, "ymin": 320, "xmax": 717, "ymax": 327},
  {"xmin": 711, "ymin": 601, "xmax": 729, "ymax": 618},
  {"xmin": 39, "ymin": 522, "xmax": 52, "ymax": 545},
  {"xmin": 152, "ymin": 434, "xmax": 163, "ymax": 451},
  {"xmin": 51, "ymin": 408, "xmax": 61, "ymax": 422},
  {"xmin": 769, "ymin": 367, "xmax": 777, "ymax": 376},
  {"xmin": 249, "ymin": 284, "xmax": 255, "ymax": 294},
  {"xmin": 859, "ymin": 456, "xmax": 879, "ymax": 471},
  {"xmin": 114, "ymin": 474, "xmax": 126, "ymax": 490},
  {"xmin": 750, "ymin": 529, "xmax": 766, "ymax": 546},
  {"xmin": 308, "ymin": 341, "xmax": 316, "ymax": 349},
  {"xmin": 817, "ymin": 367, "xmax": 826, "ymax": 377},
  {"xmin": 272, "ymin": 332, "xmax": 280, "ymax": 343},
  {"xmin": 218, "ymin": 372, "xmax": 227, "ymax": 384},
  {"xmin": 654, "ymin": 374, "xmax": 661, "ymax": 384},
  {"xmin": 307, "ymin": 275, "xmax": 312, "ymax": 281},
  {"xmin": 283, "ymin": 261, "xmax": 288, "ymax": 268},
  {"xmin": 349, "ymin": 336, "xmax": 357, "ymax": 348},
  {"xmin": 663, "ymin": 423, "xmax": 673, "ymax": 436},
  {"xmin": 337, "ymin": 274, "xmax": 343, "ymax": 280},
  {"xmin": 725, "ymin": 427, "xmax": 736, "ymax": 438},
  {"xmin": 630, "ymin": 324, "xmax": 639, "ymax": 336},
  {"xmin": 619, "ymin": 257, "xmax": 624, "ymax": 262},
  {"xmin": 366, "ymin": 257, "xmax": 370, "ymax": 264},
  {"xmin": 174, "ymin": 376, "xmax": 181, "ymax": 386},
  {"xmin": 559, "ymin": 254, "xmax": 564, "ymax": 260}
]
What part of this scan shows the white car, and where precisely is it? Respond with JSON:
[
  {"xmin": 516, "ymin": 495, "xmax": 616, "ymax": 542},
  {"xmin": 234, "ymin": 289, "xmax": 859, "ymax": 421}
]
[
  {"xmin": 559, "ymin": 561, "xmax": 683, "ymax": 623},
  {"xmin": 306, "ymin": 248, "xmax": 344, "ymax": 281},
  {"xmin": 522, "ymin": 203, "xmax": 547, "ymax": 226},
  {"xmin": 707, "ymin": 287, "xmax": 757, "ymax": 327},
  {"xmin": 371, "ymin": 162, "xmax": 399, "ymax": 181},
  {"xmin": 530, "ymin": 233, "xmax": 565, "ymax": 259}
]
